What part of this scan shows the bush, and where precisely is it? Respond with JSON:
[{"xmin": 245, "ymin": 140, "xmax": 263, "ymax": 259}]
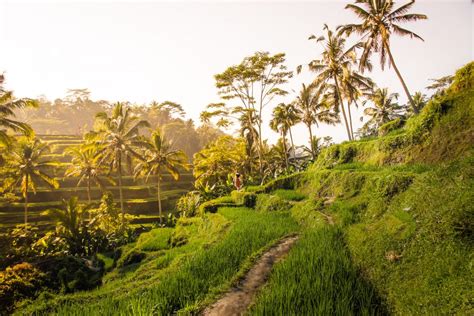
[
  {"xmin": 0, "ymin": 262, "xmax": 47, "ymax": 314},
  {"xmin": 255, "ymin": 194, "xmax": 291, "ymax": 213},
  {"xmin": 176, "ymin": 191, "xmax": 201, "ymax": 217}
]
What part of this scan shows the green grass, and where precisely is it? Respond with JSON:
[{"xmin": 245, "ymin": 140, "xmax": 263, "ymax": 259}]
[
  {"xmin": 297, "ymin": 156, "xmax": 474, "ymax": 315},
  {"xmin": 250, "ymin": 225, "xmax": 386, "ymax": 315},
  {"xmin": 273, "ymin": 189, "xmax": 307, "ymax": 201},
  {"xmin": 19, "ymin": 207, "xmax": 299, "ymax": 315}
]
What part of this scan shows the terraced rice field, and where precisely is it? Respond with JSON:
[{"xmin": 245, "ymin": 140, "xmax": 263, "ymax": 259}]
[{"xmin": 0, "ymin": 135, "xmax": 194, "ymax": 231}]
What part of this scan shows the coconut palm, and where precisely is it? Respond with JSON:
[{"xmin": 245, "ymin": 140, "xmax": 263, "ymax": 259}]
[
  {"xmin": 134, "ymin": 130, "xmax": 189, "ymax": 225},
  {"xmin": 298, "ymin": 24, "xmax": 360, "ymax": 141},
  {"xmin": 270, "ymin": 103, "xmax": 299, "ymax": 169},
  {"xmin": 271, "ymin": 103, "xmax": 300, "ymax": 159},
  {"xmin": 338, "ymin": 0, "xmax": 427, "ymax": 107},
  {"xmin": 340, "ymin": 68, "xmax": 374, "ymax": 139},
  {"xmin": 293, "ymin": 82, "xmax": 339, "ymax": 159},
  {"xmin": 93, "ymin": 102, "xmax": 150, "ymax": 221},
  {"xmin": 0, "ymin": 75, "xmax": 37, "ymax": 149},
  {"xmin": 407, "ymin": 91, "xmax": 426, "ymax": 116},
  {"xmin": 3, "ymin": 138, "xmax": 59, "ymax": 228},
  {"xmin": 65, "ymin": 144, "xmax": 115, "ymax": 204},
  {"xmin": 361, "ymin": 88, "xmax": 405, "ymax": 133}
]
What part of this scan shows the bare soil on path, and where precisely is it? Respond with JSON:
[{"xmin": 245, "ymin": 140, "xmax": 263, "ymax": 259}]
[{"xmin": 202, "ymin": 234, "xmax": 299, "ymax": 316}]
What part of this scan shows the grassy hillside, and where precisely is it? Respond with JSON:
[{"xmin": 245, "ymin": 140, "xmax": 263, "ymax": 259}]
[
  {"xmin": 14, "ymin": 63, "xmax": 473, "ymax": 315},
  {"xmin": 18, "ymin": 207, "xmax": 299, "ymax": 315},
  {"xmin": 0, "ymin": 135, "xmax": 193, "ymax": 231},
  {"xmin": 249, "ymin": 62, "xmax": 474, "ymax": 314}
]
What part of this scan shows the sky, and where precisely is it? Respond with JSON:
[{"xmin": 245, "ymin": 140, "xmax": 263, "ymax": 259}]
[{"xmin": 0, "ymin": 0, "xmax": 472, "ymax": 144}]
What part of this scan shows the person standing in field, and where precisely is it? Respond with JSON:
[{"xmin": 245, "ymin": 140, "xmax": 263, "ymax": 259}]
[{"xmin": 234, "ymin": 173, "xmax": 243, "ymax": 190}]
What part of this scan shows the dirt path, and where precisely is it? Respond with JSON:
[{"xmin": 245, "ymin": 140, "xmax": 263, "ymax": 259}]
[{"xmin": 202, "ymin": 234, "xmax": 299, "ymax": 316}]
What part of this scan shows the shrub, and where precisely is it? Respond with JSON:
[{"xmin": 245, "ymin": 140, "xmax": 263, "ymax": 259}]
[
  {"xmin": 255, "ymin": 194, "xmax": 291, "ymax": 213},
  {"xmin": 0, "ymin": 262, "xmax": 47, "ymax": 314},
  {"xmin": 176, "ymin": 191, "xmax": 201, "ymax": 217}
]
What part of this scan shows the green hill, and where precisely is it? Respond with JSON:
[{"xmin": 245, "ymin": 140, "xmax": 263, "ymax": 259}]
[{"xmin": 16, "ymin": 62, "xmax": 473, "ymax": 315}]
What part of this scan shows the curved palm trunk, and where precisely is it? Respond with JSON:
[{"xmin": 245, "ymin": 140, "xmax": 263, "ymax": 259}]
[
  {"xmin": 347, "ymin": 102, "xmax": 354, "ymax": 140},
  {"xmin": 334, "ymin": 76, "xmax": 353, "ymax": 141},
  {"xmin": 118, "ymin": 156, "xmax": 125, "ymax": 223},
  {"xmin": 384, "ymin": 41, "xmax": 414, "ymax": 108},
  {"xmin": 157, "ymin": 171, "xmax": 163, "ymax": 226},
  {"xmin": 24, "ymin": 176, "xmax": 28, "ymax": 229},
  {"xmin": 306, "ymin": 123, "xmax": 315, "ymax": 159}
]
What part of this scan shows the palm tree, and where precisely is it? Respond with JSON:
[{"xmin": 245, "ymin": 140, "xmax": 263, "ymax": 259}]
[
  {"xmin": 3, "ymin": 138, "xmax": 59, "ymax": 228},
  {"xmin": 338, "ymin": 0, "xmax": 427, "ymax": 107},
  {"xmin": 298, "ymin": 24, "xmax": 360, "ymax": 141},
  {"xmin": 273, "ymin": 103, "xmax": 300, "ymax": 158},
  {"xmin": 41, "ymin": 197, "xmax": 88, "ymax": 255},
  {"xmin": 361, "ymin": 88, "xmax": 405, "ymax": 133},
  {"xmin": 293, "ymin": 82, "xmax": 339, "ymax": 159},
  {"xmin": 65, "ymin": 144, "xmax": 115, "ymax": 205},
  {"xmin": 93, "ymin": 103, "xmax": 150, "ymax": 221},
  {"xmin": 270, "ymin": 103, "xmax": 299, "ymax": 169},
  {"xmin": 408, "ymin": 91, "xmax": 426, "ymax": 116},
  {"xmin": 0, "ymin": 75, "xmax": 37, "ymax": 149},
  {"xmin": 134, "ymin": 130, "xmax": 189, "ymax": 225},
  {"xmin": 340, "ymin": 68, "xmax": 374, "ymax": 139}
]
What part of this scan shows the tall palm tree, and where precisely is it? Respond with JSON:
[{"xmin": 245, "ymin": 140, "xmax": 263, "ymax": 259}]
[
  {"xmin": 298, "ymin": 24, "xmax": 360, "ymax": 141},
  {"xmin": 65, "ymin": 144, "xmax": 115, "ymax": 204},
  {"xmin": 93, "ymin": 102, "xmax": 150, "ymax": 221},
  {"xmin": 270, "ymin": 104, "xmax": 299, "ymax": 169},
  {"xmin": 271, "ymin": 103, "xmax": 300, "ymax": 159},
  {"xmin": 0, "ymin": 75, "xmax": 37, "ymax": 149},
  {"xmin": 340, "ymin": 68, "xmax": 374, "ymax": 139},
  {"xmin": 361, "ymin": 88, "xmax": 405, "ymax": 132},
  {"xmin": 338, "ymin": 0, "xmax": 427, "ymax": 107},
  {"xmin": 134, "ymin": 130, "xmax": 189, "ymax": 225},
  {"xmin": 293, "ymin": 82, "xmax": 339, "ymax": 159},
  {"xmin": 3, "ymin": 138, "xmax": 59, "ymax": 228}
]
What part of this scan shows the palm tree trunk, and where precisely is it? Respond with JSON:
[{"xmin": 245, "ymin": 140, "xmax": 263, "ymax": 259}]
[
  {"xmin": 24, "ymin": 176, "xmax": 28, "ymax": 229},
  {"xmin": 282, "ymin": 131, "xmax": 289, "ymax": 170},
  {"xmin": 118, "ymin": 157, "xmax": 125, "ymax": 222},
  {"xmin": 288, "ymin": 126, "xmax": 296, "ymax": 159},
  {"xmin": 87, "ymin": 178, "xmax": 92, "ymax": 221},
  {"xmin": 384, "ymin": 41, "xmax": 414, "ymax": 107},
  {"xmin": 157, "ymin": 172, "xmax": 162, "ymax": 226},
  {"xmin": 334, "ymin": 76, "xmax": 353, "ymax": 141},
  {"xmin": 307, "ymin": 123, "xmax": 315, "ymax": 159},
  {"xmin": 347, "ymin": 102, "xmax": 354, "ymax": 140}
]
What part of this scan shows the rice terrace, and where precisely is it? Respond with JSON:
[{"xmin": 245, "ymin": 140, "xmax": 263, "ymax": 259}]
[{"xmin": 0, "ymin": 0, "xmax": 473, "ymax": 315}]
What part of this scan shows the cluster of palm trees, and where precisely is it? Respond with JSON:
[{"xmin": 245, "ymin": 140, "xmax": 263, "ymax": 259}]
[
  {"xmin": 1, "ymin": 100, "xmax": 189, "ymax": 229},
  {"xmin": 269, "ymin": 0, "xmax": 427, "ymax": 163}
]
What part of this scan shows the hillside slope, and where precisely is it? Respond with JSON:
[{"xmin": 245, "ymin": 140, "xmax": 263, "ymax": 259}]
[{"xmin": 251, "ymin": 62, "xmax": 473, "ymax": 314}]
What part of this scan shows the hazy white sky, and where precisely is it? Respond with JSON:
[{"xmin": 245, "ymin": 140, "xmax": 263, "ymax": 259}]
[{"xmin": 0, "ymin": 0, "xmax": 472, "ymax": 144}]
